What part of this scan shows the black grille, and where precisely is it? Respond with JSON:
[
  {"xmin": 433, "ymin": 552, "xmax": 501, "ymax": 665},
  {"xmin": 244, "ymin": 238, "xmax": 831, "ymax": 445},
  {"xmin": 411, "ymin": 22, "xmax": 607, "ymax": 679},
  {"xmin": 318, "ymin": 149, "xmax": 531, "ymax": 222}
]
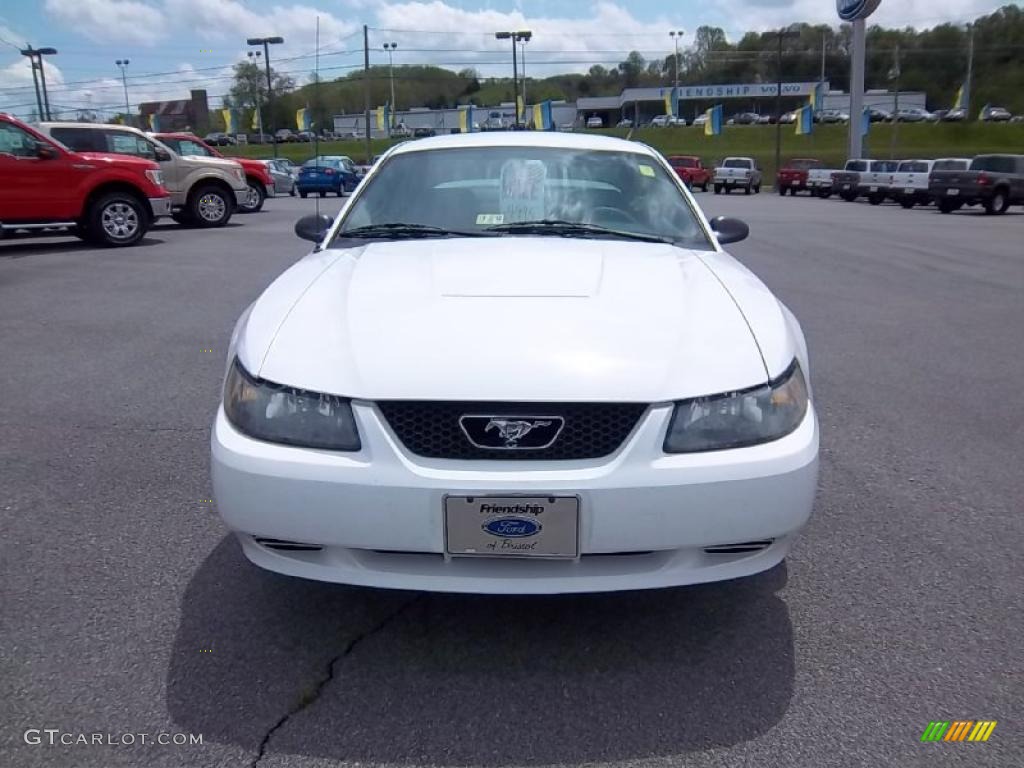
[{"xmin": 376, "ymin": 401, "xmax": 648, "ymax": 460}]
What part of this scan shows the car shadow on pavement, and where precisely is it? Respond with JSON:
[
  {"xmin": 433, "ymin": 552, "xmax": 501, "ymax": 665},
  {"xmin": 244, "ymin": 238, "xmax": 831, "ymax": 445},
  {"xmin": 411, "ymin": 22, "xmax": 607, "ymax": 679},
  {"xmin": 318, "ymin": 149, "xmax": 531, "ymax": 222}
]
[
  {"xmin": 0, "ymin": 237, "xmax": 165, "ymax": 258},
  {"xmin": 167, "ymin": 536, "xmax": 795, "ymax": 765}
]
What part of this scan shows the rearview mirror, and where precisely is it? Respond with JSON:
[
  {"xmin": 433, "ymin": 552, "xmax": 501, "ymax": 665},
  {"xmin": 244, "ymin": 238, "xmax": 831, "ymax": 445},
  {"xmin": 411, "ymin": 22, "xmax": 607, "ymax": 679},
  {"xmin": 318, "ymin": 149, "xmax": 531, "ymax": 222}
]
[
  {"xmin": 36, "ymin": 143, "xmax": 59, "ymax": 160},
  {"xmin": 709, "ymin": 216, "xmax": 749, "ymax": 245},
  {"xmin": 295, "ymin": 214, "xmax": 334, "ymax": 244},
  {"xmin": 154, "ymin": 148, "xmax": 171, "ymax": 162}
]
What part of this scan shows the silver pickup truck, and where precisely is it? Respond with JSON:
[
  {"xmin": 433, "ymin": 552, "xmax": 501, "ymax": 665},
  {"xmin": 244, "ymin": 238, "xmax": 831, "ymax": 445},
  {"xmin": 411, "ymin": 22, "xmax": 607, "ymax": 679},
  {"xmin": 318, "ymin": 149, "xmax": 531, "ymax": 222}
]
[
  {"xmin": 833, "ymin": 159, "xmax": 901, "ymax": 205},
  {"xmin": 713, "ymin": 157, "xmax": 762, "ymax": 195}
]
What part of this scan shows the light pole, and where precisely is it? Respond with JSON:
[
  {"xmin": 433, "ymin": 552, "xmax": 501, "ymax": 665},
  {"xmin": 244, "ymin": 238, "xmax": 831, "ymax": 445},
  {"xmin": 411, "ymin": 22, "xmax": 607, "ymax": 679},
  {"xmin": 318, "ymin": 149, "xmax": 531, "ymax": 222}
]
[
  {"xmin": 774, "ymin": 29, "xmax": 799, "ymax": 182},
  {"xmin": 116, "ymin": 59, "xmax": 130, "ymax": 126},
  {"xmin": 21, "ymin": 46, "xmax": 57, "ymax": 120},
  {"xmin": 247, "ymin": 50, "xmax": 265, "ymax": 140},
  {"xmin": 383, "ymin": 42, "xmax": 397, "ymax": 132},
  {"xmin": 246, "ymin": 36, "xmax": 284, "ymax": 156},
  {"xmin": 496, "ymin": 30, "xmax": 531, "ymax": 125},
  {"xmin": 669, "ymin": 30, "xmax": 684, "ymax": 90},
  {"xmin": 519, "ymin": 36, "xmax": 529, "ymax": 106}
]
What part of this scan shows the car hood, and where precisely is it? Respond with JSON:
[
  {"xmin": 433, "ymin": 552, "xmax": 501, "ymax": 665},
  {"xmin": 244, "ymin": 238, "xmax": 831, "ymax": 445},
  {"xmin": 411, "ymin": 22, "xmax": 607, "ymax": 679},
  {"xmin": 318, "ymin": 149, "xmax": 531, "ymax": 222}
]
[
  {"xmin": 73, "ymin": 151, "xmax": 159, "ymax": 171},
  {"xmin": 240, "ymin": 238, "xmax": 773, "ymax": 402},
  {"xmin": 180, "ymin": 155, "xmax": 242, "ymax": 172}
]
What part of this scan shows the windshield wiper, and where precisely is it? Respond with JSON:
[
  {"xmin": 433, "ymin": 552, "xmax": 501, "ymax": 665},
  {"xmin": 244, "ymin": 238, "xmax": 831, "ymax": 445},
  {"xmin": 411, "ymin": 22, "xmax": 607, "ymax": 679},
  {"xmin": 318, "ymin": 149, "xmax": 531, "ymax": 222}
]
[
  {"xmin": 337, "ymin": 223, "xmax": 493, "ymax": 240},
  {"xmin": 486, "ymin": 219, "xmax": 675, "ymax": 244}
]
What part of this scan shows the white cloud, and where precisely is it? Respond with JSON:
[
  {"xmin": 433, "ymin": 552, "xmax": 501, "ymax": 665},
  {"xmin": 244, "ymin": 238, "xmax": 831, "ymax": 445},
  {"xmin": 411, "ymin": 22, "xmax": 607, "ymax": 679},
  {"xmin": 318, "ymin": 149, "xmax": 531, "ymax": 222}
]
[
  {"xmin": 43, "ymin": 0, "xmax": 168, "ymax": 45},
  {"xmin": 369, "ymin": 1, "xmax": 686, "ymax": 75}
]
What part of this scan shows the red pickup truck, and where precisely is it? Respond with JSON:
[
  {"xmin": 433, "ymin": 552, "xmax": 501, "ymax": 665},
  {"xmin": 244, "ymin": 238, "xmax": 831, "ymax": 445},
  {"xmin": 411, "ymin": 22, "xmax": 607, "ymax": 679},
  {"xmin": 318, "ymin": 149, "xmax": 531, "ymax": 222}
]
[
  {"xmin": 152, "ymin": 132, "xmax": 274, "ymax": 213},
  {"xmin": 667, "ymin": 155, "xmax": 712, "ymax": 192},
  {"xmin": 776, "ymin": 158, "xmax": 823, "ymax": 196},
  {"xmin": 0, "ymin": 113, "xmax": 170, "ymax": 246}
]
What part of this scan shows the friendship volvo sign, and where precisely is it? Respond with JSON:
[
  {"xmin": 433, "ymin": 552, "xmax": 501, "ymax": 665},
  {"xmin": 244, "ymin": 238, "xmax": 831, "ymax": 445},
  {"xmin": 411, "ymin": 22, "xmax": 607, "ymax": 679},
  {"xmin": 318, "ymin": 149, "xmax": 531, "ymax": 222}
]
[
  {"xmin": 675, "ymin": 82, "xmax": 828, "ymax": 100},
  {"xmin": 837, "ymin": 0, "xmax": 882, "ymax": 22}
]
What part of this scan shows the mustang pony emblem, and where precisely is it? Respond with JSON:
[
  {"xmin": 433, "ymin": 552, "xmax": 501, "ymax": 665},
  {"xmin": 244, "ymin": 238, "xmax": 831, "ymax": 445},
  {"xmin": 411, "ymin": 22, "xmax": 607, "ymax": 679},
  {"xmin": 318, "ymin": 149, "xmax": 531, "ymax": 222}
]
[{"xmin": 485, "ymin": 419, "xmax": 553, "ymax": 447}]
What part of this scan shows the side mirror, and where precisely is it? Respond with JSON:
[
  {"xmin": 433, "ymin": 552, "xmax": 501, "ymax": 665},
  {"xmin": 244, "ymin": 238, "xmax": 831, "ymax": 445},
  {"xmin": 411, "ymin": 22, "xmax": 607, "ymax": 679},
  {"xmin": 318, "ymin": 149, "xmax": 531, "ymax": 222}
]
[
  {"xmin": 295, "ymin": 214, "xmax": 333, "ymax": 244},
  {"xmin": 36, "ymin": 143, "xmax": 59, "ymax": 160},
  {"xmin": 709, "ymin": 215, "xmax": 749, "ymax": 245},
  {"xmin": 154, "ymin": 148, "xmax": 172, "ymax": 162}
]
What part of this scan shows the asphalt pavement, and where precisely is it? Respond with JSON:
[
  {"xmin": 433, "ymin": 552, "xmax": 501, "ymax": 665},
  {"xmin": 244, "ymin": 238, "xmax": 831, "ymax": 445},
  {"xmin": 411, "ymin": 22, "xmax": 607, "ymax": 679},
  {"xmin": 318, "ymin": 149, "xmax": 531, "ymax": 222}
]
[{"xmin": 1, "ymin": 191, "xmax": 1021, "ymax": 768}]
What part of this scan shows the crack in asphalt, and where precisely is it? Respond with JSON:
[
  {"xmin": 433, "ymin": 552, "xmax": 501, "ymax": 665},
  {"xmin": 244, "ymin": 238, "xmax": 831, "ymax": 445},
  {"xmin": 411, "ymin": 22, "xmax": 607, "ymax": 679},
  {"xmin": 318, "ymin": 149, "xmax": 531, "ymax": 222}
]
[{"xmin": 250, "ymin": 594, "xmax": 422, "ymax": 768}]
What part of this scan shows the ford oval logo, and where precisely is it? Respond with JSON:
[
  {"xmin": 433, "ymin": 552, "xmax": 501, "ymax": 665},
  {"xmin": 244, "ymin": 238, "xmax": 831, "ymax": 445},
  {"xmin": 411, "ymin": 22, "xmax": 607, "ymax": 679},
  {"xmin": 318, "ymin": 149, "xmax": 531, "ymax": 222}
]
[
  {"xmin": 837, "ymin": 0, "xmax": 881, "ymax": 22},
  {"xmin": 482, "ymin": 517, "xmax": 542, "ymax": 538}
]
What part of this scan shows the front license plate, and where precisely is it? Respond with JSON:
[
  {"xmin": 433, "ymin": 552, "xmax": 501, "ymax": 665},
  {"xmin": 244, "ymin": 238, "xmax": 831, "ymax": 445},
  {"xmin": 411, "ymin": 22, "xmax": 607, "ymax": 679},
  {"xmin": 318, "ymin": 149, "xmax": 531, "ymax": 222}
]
[
  {"xmin": 444, "ymin": 496, "xmax": 580, "ymax": 559},
  {"xmin": 904, "ymin": 188, "xmax": 915, "ymax": 195},
  {"xmin": 947, "ymin": 188, "xmax": 960, "ymax": 196},
  {"xmin": 843, "ymin": 183, "xmax": 851, "ymax": 190},
  {"xmin": 869, "ymin": 185, "xmax": 878, "ymax": 192}
]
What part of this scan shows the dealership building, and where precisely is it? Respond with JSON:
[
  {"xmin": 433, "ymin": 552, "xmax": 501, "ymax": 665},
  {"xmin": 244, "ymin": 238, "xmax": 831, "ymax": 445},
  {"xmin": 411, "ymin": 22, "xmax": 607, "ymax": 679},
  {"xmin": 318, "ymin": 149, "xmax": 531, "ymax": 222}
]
[{"xmin": 333, "ymin": 81, "xmax": 926, "ymax": 137}]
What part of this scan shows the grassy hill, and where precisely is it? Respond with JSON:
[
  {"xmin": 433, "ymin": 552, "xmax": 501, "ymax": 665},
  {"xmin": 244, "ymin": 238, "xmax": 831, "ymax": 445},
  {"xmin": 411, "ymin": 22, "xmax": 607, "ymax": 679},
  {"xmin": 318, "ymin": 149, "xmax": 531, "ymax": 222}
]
[{"xmin": 224, "ymin": 122, "xmax": 1024, "ymax": 181}]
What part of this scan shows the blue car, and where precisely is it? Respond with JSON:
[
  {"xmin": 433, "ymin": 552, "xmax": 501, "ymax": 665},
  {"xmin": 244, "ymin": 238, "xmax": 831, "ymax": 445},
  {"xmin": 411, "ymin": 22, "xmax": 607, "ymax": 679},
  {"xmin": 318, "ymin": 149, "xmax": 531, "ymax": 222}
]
[{"xmin": 296, "ymin": 157, "xmax": 359, "ymax": 197}]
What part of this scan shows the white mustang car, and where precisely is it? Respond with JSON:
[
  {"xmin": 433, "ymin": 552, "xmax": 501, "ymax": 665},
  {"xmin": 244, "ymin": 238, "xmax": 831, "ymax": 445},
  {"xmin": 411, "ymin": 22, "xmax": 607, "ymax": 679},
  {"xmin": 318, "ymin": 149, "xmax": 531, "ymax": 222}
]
[{"xmin": 211, "ymin": 132, "xmax": 819, "ymax": 594}]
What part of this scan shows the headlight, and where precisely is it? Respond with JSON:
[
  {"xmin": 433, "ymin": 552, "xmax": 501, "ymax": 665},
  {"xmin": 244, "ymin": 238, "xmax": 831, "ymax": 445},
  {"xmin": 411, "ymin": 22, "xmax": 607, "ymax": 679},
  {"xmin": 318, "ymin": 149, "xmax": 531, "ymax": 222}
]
[
  {"xmin": 223, "ymin": 359, "xmax": 361, "ymax": 451},
  {"xmin": 663, "ymin": 360, "xmax": 808, "ymax": 453},
  {"xmin": 145, "ymin": 169, "xmax": 164, "ymax": 186}
]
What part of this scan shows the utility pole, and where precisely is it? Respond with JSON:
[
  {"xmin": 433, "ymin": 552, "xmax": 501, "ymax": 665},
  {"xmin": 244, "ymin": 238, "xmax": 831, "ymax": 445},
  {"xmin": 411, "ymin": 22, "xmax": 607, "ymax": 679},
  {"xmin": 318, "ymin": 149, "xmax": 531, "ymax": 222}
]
[
  {"xmin": 363, "ymin": 25, "xmax": 371, "ymax": 163},
  {"xmin": 496, "ymin": 31, "xmax": 531, "ymax": 125},
  {"xmin": 520, "ymin": 36, "xmax": 529, "ymax": 105},
  {"xmin": 21, "ymin": 46, "xmax": 57, "ymax": 120},
  {"xmin": 116, "ymin": 59, "xmax": 130, "ymax": 126},
  {"xmin": 22, "ymin": 49, "xmax": 43, "ymax": 120},
  {"xmin": 820, "ymin": 31, "xmax": 827, "ymax": 85},
  {"xmin": 774, "ymin": 30, "xmax": 785, "ymax": 181},
  {"xmin": 383, "ymin": 42, "xmax": 397, "ymax": 133},
  {"xmin": 889, "ymin": 44, "xmax": 901, "ymax": 159},
  {"xmin": 247, "ymin": 36, "xmax": 284, "ymax": 157},
  {"xmin": 965, "ymin": 24, "xmax": 975, "ymax": 118},
  {"xmin": 849, "ymin": 18, "xmax": 866, "ymax": 160}
]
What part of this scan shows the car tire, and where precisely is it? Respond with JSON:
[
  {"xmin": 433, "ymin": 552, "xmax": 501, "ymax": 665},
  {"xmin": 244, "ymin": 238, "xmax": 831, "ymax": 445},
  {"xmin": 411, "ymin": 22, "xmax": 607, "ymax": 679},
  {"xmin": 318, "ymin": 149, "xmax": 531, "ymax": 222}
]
[
  {"xmin": 702, "ymin": 182, "xmax": 709, "ymax": 192},
  {"xmin": 938, "ymin": 199, "xmax": 958, "ymax": 214},
  {"xmin": 714, "ymin": 185, "xmax": 722, "ymax": 195},
  {"xmin": 299, "ymin": 191, "xmax": 308, "ymax": 198},
  {"xmin": 86, "ymin": 192, "xmax": 147, "ymax": 247},
  {"xmin": 744, "ymin": 184, "xmax": 751, "ymax": 195},
  {"xmin": 840, "ymin": 192, "xmax": 857, "ymax": 202},
  {"xmin": 777, "ymin": 186, "xmax": 787, "ymax": 196},
  {"xmin": 900, "ymin": 198, "xmax": 915, "ymax": 209},
  {"xmin": 754, "ymin": 184, "xmax": 761, "ymax": 194},
  {"xmin": 869, "ymin": 192, "xmax": 884, "ymax": 206},
  {"xmin": 290, "ymin": 188, "xmax": 297, "ymax": 197},
  {"xmin": 238, "ymin": 180, "xmax": 266, "ymax": 213},
  {"xmin": 319, "ymin": 191, "xmax": 327, "ymax": 198},
  {"xmin": 984, "ymin": 189, "xmax": 1010, "ymax": 215},
  {"xmin": 189, "ymin": 184, "xmax": 233, "ymax": 228}
]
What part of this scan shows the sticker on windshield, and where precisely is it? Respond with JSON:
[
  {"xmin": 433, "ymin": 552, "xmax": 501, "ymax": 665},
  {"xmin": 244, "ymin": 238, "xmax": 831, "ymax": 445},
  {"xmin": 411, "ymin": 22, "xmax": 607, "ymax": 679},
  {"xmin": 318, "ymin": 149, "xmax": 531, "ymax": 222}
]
[
  {"xmin": 638, "ymin": 164, "xmax": 656, "ymax": 178},
  {"xmin": 476, "ymin": 213, "xmax": 505, "ymax": 225},
  {"xmin": 500, "ymin": 159, "xmax": 547, "ymax": 223}
]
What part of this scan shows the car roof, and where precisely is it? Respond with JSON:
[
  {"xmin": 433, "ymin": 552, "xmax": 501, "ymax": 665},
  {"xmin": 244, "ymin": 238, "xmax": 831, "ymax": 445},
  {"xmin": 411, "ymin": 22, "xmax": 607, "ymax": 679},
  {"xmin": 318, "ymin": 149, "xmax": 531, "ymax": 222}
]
[{"xmin": 386, "ymin": 131, "xmax": 661, "ymax": 158}]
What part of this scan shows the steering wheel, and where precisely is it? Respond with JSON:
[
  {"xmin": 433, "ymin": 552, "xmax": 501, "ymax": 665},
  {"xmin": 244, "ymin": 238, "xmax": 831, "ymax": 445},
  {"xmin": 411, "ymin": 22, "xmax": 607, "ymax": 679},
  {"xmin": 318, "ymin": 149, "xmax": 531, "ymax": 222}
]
[{"xmin": 585, "ymin": 206, "xmax": 638, "ymax": 228}]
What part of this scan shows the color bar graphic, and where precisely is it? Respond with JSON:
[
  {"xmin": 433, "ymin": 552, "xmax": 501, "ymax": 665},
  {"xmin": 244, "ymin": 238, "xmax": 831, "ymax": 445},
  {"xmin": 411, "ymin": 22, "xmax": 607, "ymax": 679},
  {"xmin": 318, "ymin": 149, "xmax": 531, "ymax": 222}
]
[{"xmin": 921, "ymin": 720, "xmax": 996, "ymax": 742}]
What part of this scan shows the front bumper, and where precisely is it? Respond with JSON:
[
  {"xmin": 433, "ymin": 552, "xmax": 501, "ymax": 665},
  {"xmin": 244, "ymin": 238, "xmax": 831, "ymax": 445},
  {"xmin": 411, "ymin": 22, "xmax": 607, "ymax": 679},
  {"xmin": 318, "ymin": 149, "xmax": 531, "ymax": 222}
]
[
  {"xmin": 148, "ymin": 196, "xmax": 172, "ymax": 218},
  {"xmin": 232, "ymin": 187, "xmax": 249, "ymax": 207},
  {"xmin": 211, "ymin": 402, "xmax": 818, "ymax": 594}
]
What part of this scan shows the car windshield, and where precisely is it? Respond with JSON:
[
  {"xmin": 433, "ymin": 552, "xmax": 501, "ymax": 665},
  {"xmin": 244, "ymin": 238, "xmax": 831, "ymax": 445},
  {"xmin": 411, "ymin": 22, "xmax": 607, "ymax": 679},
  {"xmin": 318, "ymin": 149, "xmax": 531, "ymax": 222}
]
[
  {"xmin": 333, "ymin": 146, "xmax": 713, "ymax": 249},
  {"xmin": 160, "ymin": 138, "xmax": 214, "ymax": 157},
  {"xmin": 933, "ymin": 160, "xmax": 967, "ymax": 171},
  {"xmin": 724, "ymin": 159, "xmax": 751, "ymax": 168}
]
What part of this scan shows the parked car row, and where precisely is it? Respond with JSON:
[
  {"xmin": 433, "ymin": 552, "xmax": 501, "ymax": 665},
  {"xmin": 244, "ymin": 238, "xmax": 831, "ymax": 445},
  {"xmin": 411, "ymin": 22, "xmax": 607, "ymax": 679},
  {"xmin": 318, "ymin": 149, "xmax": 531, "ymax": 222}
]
[
  {"xmin": 777, "ymin": 153, "xmax": 1024, "ymax": 214},
  {"xmin": 0, "ymin": 113, "xmax": 363, "ymax": 249}
]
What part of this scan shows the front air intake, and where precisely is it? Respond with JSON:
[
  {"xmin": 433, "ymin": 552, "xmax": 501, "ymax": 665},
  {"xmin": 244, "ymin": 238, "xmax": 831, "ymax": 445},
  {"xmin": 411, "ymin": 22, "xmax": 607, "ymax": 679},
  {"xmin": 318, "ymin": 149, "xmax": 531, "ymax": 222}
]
[
  {"xmin": 254, "ymin": 537, "xmax": 323, "ymax": 552},
  {"xmin": 703, "ymin": 540, "xmax": 774, "ymax": 555}
]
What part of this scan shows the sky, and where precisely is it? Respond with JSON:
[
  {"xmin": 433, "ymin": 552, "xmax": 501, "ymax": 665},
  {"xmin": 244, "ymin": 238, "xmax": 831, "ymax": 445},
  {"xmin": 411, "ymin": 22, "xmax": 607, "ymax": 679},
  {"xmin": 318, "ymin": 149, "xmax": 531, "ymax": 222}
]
[{"xmin": 0, "ymin": 0, "xmax": 1016, "ymax": 119}]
